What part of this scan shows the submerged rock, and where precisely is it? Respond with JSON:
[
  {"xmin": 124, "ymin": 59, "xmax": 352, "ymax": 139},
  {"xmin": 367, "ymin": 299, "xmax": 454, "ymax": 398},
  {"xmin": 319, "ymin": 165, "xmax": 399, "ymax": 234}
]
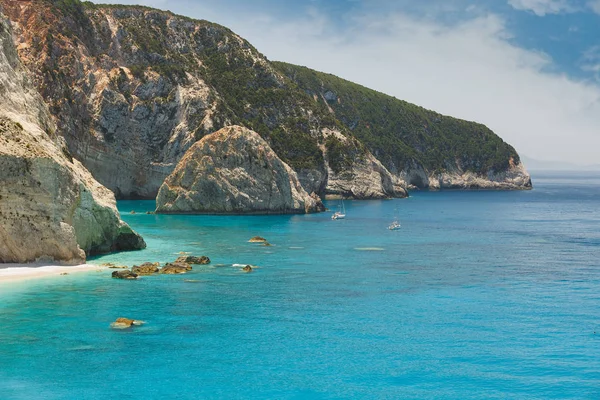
[
  {"xmin": 132, "ymin": 262, "xmax": 160, "ymax": 276},
  {"xmin": 111, "ymin": 270, "xmax": 138, "ymax": 280},
  {"xmin": 248, "ymin": 236, "xmax": 267, "ymax": 243},
  {"xmin": 111, "ymin": 317, "xmax": 144, "ymax": 329},
  {"xmin": 174, "ymin": 255, "xmax": 210, "ymax": 265},
  {"xmin": 160, "ymin": 263, "xmax": 191, "ymax": 274},
  {"xmin": 155, "ymin": 126, "xmax": 325, "ymax": 215}
]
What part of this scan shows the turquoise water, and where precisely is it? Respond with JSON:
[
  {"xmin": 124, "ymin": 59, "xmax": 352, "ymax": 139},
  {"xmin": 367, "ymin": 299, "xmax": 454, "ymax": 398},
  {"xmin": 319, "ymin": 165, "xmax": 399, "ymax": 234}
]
[{"xmin": 1, "ymin": 172, "xmax": 599, "ymax": 399}]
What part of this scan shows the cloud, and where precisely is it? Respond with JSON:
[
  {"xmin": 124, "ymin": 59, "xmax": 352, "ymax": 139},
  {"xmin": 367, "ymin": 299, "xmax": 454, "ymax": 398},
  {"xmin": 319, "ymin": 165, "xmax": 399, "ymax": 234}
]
[
  {"xmin": 507, "ymin": 0, "xmax": 576, "ymax": 15},
  {"xmin": 580, "ymin": 45, "xmax": 600, "ymax": 75},
  {"xmin": 588, "ymin": 0, "xmax": 600, "ymax": 13}
]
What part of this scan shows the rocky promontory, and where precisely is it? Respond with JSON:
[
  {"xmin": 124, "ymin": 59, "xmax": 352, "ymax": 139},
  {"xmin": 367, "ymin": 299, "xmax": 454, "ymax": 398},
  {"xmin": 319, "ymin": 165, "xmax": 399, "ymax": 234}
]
[
  {"xmin": 0, "ymin": 15, "xmax": 145, "ymax": 264},
  {"xmin": 426, "ymin": 160, "xmax": 532, "ymax": 190},
  {"xmin": 0, "ymin": 0, "xmax": 531, "ymax": 201},
  {"xmin": 156, "ymin": 126, "xmax": 324, "ymax": 214},
  {"xmin": 276, "ymin": 62, "xmax": 533, "ymax": 191}
]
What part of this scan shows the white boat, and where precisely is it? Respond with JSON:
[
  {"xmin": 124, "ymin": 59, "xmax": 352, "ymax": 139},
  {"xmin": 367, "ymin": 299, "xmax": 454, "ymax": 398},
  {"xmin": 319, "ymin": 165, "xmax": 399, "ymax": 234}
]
[
  {"xmin": 331, "ymin": 198, "xmax": 346, "ymax": 220},
  {"xmin": 331, "ymin": 211, "xmax": 346, "ymax": 220},
  {"xmin": 388, "ymin": 220, "xmax": 401, "ymax": 230},
  {"xmin": 388, "ymin": 205, "xmax": 401, "ymax": 230}
]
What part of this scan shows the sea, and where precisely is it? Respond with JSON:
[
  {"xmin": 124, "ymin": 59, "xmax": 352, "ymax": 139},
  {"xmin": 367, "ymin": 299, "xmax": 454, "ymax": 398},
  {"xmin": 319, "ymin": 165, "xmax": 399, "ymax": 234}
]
[{"xmin": 0, "ymin": 171, "xmax": 599, "ymax": 399}]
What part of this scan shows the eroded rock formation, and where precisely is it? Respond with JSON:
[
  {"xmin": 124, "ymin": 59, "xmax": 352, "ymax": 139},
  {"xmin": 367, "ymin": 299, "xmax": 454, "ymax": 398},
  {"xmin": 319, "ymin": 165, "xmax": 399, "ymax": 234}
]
[
  {"xmin": 156, "ymin": 126, "xmax": 325, "ymax": 214},
  {"xmin": 0, "ymin": 14, "xmax": 145, "ymax": 264}
]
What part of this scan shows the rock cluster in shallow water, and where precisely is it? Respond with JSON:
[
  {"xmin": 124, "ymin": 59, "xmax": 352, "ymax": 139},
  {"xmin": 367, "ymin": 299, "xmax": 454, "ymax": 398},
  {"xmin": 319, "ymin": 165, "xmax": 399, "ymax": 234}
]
[{"xmin": 111, "ymin": 255, "xmax": 212, "ymax": 278}]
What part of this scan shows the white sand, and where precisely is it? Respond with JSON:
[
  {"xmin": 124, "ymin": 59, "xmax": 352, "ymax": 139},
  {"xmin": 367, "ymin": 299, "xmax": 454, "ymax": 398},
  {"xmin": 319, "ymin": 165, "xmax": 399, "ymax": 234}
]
[{"xmin": 0, "ymin": 264, "xmax": 103, "ymax": 284}]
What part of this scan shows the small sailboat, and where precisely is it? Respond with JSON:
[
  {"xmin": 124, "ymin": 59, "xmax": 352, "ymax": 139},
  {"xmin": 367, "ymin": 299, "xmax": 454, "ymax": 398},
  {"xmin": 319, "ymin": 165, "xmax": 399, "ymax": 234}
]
[
  {"xmin": 331, "ymin": 198, "xmax": 346, "ymax": 220},
  {"xmin": 388, "ymin": 220, "xmax": 401, "ymax": 230},
  {"xmin": 388, "ymin": 205, "xmax": 401, "ymax": 230}
]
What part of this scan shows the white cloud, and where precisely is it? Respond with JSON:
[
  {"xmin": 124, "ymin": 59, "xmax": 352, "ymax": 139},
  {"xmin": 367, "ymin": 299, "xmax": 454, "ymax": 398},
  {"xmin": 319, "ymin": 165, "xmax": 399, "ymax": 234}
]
[
  {"xmin": 581, "ymin": 45, "xmax": 600, "ymax": 76},
  {"xmin": 588, "ymin": 0, "xmax": 600, "ymax": 13},
  {"xmin": 507, "ymin": 0, "xmax": 576, "ymax": 15}
]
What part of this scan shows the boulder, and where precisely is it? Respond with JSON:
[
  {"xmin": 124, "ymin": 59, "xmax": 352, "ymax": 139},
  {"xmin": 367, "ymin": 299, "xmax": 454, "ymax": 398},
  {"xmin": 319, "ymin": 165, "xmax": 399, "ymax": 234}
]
[
  {"xmin": 248, "ymin": 236, "xmax": 267, "ymax": 243},
  {"xmin": 111, "ymin": 270, "xmax": 138, "ymax": 280},
  {"xmin": 110, "ymin": 317, "xmax": 144, "ymax": 329},
  {"xmin": 160, "ymin": 263, "xmax": 191, "ymax": 274},
  {"xmin": 174, "ymin": 255, "xmax": 210, "ymax": 265},
  {"xmin": 132, "ymin": 262, "xmax": 160, "ymax": 275},
  {"xmin": 155, "ymin": 126, "xmax": 325, "ymax": 214}
]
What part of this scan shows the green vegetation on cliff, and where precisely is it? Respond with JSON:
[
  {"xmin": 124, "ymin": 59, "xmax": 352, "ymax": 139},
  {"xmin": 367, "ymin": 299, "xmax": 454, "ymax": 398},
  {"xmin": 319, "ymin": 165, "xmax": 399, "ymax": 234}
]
[
  {"xmin": 274, "ymin": 62, "xmax": 520, "ymax": 175},
  {"xmin": 53, "ymin": 0, "xmax": 518, "ymax": 177},
  {"xmin": 46, "ymin": 0, "xmax": 338, "ymax": 172},
  {"xmin": 6, "ymin": 0, "xmax": 526, "ymax": 198}
]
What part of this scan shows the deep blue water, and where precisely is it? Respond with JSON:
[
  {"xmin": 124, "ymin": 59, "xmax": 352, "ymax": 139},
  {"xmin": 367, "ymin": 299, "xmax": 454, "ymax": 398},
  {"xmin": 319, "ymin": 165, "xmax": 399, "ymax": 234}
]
[{"xmin": 1, "ymin": 172, "xmax": 599, "ymax": 399}]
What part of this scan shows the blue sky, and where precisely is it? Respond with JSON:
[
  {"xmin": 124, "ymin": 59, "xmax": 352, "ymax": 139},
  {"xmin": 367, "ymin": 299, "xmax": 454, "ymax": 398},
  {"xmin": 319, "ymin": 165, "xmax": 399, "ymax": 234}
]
[{"xmin": 94, "ymin": 0, "xmax": 600, "ymax": 165}]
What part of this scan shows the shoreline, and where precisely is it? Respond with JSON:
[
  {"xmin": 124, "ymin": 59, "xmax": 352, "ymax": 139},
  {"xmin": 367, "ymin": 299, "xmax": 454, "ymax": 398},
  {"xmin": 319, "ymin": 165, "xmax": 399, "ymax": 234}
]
[{"xmin": 0, "ymin": 264, "xmax": 103, "ymax": 284}]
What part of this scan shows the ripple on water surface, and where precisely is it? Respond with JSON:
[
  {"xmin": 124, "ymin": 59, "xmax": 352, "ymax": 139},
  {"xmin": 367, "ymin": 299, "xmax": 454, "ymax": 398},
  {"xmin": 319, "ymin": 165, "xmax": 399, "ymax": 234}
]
[{"xmin": 1, "ymin": 172, "xmax": 600, "ymax": 399}]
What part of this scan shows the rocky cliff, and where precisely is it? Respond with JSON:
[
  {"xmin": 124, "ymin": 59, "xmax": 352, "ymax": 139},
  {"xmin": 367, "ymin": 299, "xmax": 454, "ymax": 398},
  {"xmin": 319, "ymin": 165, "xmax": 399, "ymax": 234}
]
[
  {"xmin": 320, "ymin": 128, "xmax": 405, "ymax": 198},
  {"xmin": 274, "ymin": 63, "xmax": 532, "ymax": 190},
  {"xmin": 0, "ymin": 13, "xmax": 145, "ymax": 264},
  {"xmin": 156, "ymin": 126, "xmax": 324, "ymax": 214},
  {"xmin": 0, "ymin": 0, "xmax": 530, "ymax": 198},
  {"xmin": 0, "ymin": 0, "xmax": 398, "ymax": 200}
]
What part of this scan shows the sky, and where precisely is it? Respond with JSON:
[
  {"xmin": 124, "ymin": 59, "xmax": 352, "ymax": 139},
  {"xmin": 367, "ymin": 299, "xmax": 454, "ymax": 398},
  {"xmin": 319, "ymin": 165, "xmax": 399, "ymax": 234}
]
[{"xmin": 92, "ymin": 0, "xmax": 600, "ymax": 165}]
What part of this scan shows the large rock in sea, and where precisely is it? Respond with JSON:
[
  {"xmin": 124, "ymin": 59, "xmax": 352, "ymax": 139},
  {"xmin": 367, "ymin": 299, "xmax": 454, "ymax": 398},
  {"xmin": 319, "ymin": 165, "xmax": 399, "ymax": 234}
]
[
  {"xmin": 111, "ymin": 318, "xmax": 144, "ymax": 329},
  {"xmin": 0, "ymin": 15, "xmax": 145, "ymax": 264},
  {"xmin": 132, "ymin": 262, "xmax": 160, "ymax": 276},
  {"xmin": 111, "ymin": 270, "xmax": 139, "ymax": 280},
  {"xmin": 175, "ymin": 256, "xmax": 210, "ymax": 265},
  {"xmin": 156, "ymin": 126, "xmax": 325, "ymax": 214},
  {"xmin": 160, "ymin": 263, "xmax": 191, "ymax": 274}
]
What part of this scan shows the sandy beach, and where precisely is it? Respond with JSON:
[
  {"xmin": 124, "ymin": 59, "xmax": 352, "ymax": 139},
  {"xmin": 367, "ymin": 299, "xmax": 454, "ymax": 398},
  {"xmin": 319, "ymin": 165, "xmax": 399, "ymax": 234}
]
[{"xmin": 0, "ymin": 264, "xmax": 103, "ymax": 284}]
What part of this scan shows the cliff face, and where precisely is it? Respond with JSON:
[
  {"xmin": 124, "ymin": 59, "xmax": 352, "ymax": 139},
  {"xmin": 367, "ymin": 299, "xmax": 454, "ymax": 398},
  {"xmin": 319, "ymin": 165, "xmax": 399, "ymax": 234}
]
[
  {"xmin": 0, "ymin": 14, "xmax": 145, "ymax": 264},
  {"xmin": 274, "ymin": 63, "xmax": 532, "ymax": 190},
  {"xmin": 1, "ymin": 0, "xmax": 529, "ymax": 198},
  {"xmin": 320, "ymin": 128, "xmax": 406, "ymax": 199},
  {"xmin": 156, "ymin": 126, "xmax": 325, "ymax": 214},
  {"xmin": 1, "ymin": 0, "xmax": 399, "ymax": 200}
]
